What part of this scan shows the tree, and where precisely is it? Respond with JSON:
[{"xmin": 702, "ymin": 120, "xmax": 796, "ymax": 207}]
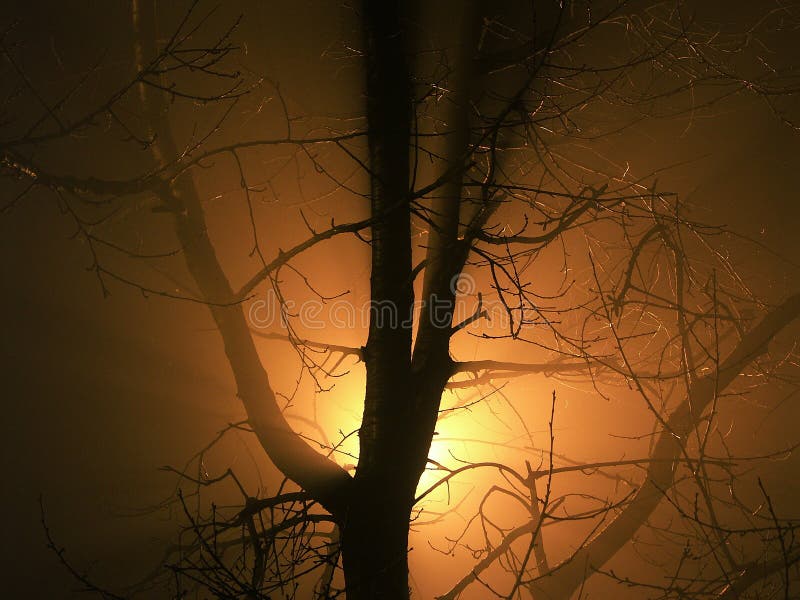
[{"xmin": 2, "ymin": 0, "xmax": 800, "ymax": 598}]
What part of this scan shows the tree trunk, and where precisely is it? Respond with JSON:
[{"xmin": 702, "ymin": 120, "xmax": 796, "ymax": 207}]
[
  {"xmin": 345, "ymin": 1, "xmax": 415, "ymax": 596},
  {"xmin": 341, "ymin": 482, "xmax": 412, "ymax": 600}
]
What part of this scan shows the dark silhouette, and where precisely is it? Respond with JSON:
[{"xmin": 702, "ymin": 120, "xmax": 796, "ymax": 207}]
[{"xmin": 2, "ymin": 1, "xmax": 799, "ymax": 598}]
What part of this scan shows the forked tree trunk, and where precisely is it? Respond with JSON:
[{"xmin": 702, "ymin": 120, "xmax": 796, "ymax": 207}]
[{"xmin": 344, "ymin": 0, "xmax": 416, "ymax": 596}]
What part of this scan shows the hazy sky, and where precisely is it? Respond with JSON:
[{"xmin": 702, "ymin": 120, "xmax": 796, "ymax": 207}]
[{"xmin": 1, "ymin": 1, "xmax": 799, "ymax": 597}]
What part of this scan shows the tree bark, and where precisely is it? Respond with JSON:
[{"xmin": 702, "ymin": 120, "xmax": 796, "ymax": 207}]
[
  {"xmin": 343, "ymin": 1, "xmax": 416, "ymax": 597},
  {"xmin": 341, "ymin": 481, "xmax": 413, "ymax": 599}
]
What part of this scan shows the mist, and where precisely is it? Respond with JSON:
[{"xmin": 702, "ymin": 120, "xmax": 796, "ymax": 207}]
[{"xmin": 1, "ymin": 1, "xmax": 799, "ymax": 598}]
